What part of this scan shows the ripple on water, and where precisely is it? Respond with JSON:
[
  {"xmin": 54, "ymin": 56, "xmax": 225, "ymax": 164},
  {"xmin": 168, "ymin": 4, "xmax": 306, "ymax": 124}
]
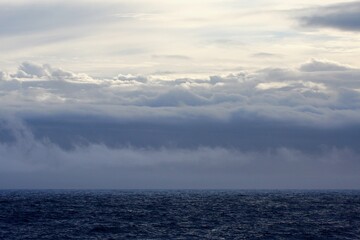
[{"xmin": 0, "ymin": 190, "xmax": 359, "ymax": 239}]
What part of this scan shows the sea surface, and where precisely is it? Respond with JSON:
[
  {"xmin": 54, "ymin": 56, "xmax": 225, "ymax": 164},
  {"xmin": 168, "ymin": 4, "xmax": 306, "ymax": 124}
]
[{"xmin": 0, "ymin": 190, "xmax": 359, "ymax": 239}]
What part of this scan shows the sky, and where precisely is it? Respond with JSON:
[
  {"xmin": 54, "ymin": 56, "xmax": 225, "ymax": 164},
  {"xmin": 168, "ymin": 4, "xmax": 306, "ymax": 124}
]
[{"xmin": 0, "ymin": 0, "xmax": 360, "ymax": 189}]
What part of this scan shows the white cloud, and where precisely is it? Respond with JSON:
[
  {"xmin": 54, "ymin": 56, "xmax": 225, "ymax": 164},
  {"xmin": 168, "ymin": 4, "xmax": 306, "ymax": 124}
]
[
  {"xmin": 0, "ymin": 60, "xmax": 359, "ymax": 127},
  {"xmin": 256, "ymin": 82, "xmax": 290, "ymax": 90},
  {"xmin": 0, "ymin": 71, "xmax": 10, "ymax": 81},
  {"xmin": 114, "ymin": 74, "xmax": 148, "ymax": 83}
]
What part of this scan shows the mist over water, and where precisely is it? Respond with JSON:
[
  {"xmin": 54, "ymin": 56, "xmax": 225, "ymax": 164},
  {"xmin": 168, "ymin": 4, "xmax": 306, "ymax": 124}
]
[{"xmin": 0, "ymin": 117, "xmax": 359, "ymax": 189}]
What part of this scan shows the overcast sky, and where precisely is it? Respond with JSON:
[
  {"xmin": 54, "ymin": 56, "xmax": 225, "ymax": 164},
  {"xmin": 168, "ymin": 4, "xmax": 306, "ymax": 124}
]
[{"xmin": 0, "ymin": 0, "xmax": 360, "ymax": 189}]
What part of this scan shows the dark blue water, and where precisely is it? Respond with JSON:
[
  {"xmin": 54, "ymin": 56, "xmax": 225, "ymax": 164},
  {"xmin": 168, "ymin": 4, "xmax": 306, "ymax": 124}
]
[{"xmin": 0, "ymin": 190, "xmax": 359, "ymax": 239}]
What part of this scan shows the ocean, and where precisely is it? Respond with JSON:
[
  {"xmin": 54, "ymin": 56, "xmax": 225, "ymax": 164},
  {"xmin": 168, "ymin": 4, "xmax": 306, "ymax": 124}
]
[{"xmin": 0, "ymin": 190, "xmax": 359, "ymax": 239}]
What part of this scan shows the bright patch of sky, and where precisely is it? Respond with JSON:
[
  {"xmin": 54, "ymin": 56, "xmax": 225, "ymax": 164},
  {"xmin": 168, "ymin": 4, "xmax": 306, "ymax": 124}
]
[{"xmin": 0, "ymin": 0, "xmax": 359, "ymax": 77}]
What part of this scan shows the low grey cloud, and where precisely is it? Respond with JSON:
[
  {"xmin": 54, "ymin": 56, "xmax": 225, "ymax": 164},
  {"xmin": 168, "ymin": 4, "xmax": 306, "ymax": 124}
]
[
  {"xmin": 299, "ymin": 1, "xmax": 360, "ymax": 32},
  {"xmin": 1, "ymin": 59, "xmax": 360, "ymax": 188},
  {"xmin": 0, "ymin": 119, "xmax": 359, "ymax": 189}
]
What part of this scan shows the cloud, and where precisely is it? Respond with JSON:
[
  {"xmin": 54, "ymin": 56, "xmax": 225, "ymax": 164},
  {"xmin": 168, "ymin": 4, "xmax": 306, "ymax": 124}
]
[
  {"xmin": 0, "ymin": 60, "xmax": 359, "ymax": 155},
  {"xmin": 1, "ymin": 0, "xmax": 358, "ymax": 77},
  {"xmin": 1, "ymin": 59, "xmax": 360, "ymax": 188},
  {"xmin": 152, "ymin": 55, "xmax": 192, "ymax": 60},
  {"xmin": 256, "ymin": 82, "xmax": 290, "ymax": 90},
  {"xmin": 0, "ymin": 60, "xmax": 360, "ymax": 127},
  {"xmin": 299, "ymin": 59, "xmax": 355, "ymax": 72},
  {"xmin": 0, "ymin": 118, "xmax": 359, "ymax": 189},
  {"xmin": 114, "ymin": 74, "xmax": 148, "ymax": 83},
  {"xmin": 9, "ymin": 61, "xmax": 96, "ymax": 84},
  {"xmin": 0, "ymin": 71, "xmax": 10, "ymax": 81},
  {"xmin": 0, "ymin": 0, "xmax": 359, "ymax": 189},
  {"xmin": 0, "ymin": 2, "xmax": 120, "ymax": 36},
  {"xmin": 144, "ymin": 88, "xmax": 210, "ymax": 107},
  {"xmin": 251, "ymin": 52, "xmax": 281, "ymax": 58},
  {"xmin": 299, "ymin": 2, "xmax": 360, "ymax": 32}
]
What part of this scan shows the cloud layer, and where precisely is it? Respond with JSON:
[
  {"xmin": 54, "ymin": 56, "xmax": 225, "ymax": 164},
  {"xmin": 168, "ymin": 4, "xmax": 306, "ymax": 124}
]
[
  {"xmin": 1, "ymin": 60, "xmax": 360, "ymax": 125},
  {"xmin": 1, "ymin": 1, "xmax": 359, "ymax": 189},
  {"xmin": 1, "ymin": 118, "xmax": 359, "ymax": 189},
  {"xmin": 0, "ymin": 59, "xmax": 360, "ymax": 188}
]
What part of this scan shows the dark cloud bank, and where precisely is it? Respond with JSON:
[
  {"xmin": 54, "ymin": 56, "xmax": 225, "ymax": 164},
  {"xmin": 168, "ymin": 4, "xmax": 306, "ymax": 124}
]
[
  {"xmin": 300, "ymin": 1, "xmax": 360, "ymax": 31},
  {"xmin": 0, "ymin": 60, "xmax": 360, "ymax": 189}
]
